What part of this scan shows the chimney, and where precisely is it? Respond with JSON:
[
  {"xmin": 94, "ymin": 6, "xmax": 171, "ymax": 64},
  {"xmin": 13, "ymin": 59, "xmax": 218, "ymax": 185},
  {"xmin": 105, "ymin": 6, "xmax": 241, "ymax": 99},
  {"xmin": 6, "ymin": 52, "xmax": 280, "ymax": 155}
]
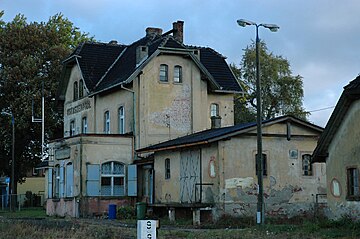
[
  {"xmin": 146, "ymin": 27, "xmax": 163, "ymax": 37},
  {"xmin": 173, "ymin": 20, "xmax": 184, "ymax": 43},
  {"xmin": 211, "ymin": 116, "xmax": 222, "ymax": 129}
]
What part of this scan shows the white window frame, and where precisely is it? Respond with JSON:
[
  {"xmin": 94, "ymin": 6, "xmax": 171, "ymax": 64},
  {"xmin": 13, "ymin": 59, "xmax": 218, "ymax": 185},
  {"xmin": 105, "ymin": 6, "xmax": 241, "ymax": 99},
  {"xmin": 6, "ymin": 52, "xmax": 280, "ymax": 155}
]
[
  {"xmin": 104, "ymin": 111, "xmax": 110, "ymax": 134},
  {"xmin": 82, "ymin": 116, "xmax": 88, "ymax": 134},
  {"xmin": 174, "ymin": 65, "xmax": 182, "ymax": 83},
  {"xmin": 210, "ymin": 103, "xmax": 219, "ymax": 117},
  {"xmin": 302, "ymin": 154, "xmax": 312, "ymax": 176},
  {"xmin": 118, "ymin": 106, "xmax": 125, "ymax": 134},
  {"xmin": 101, "ymin": 161, "xmax": 125, "ymax": 196},
  {"xmin": 159, "ymin": 64, "xmax": 168, "ymax": 82},
  {"xmin": 70, "ymin": 120, "xmax": 75, "ymax": 136}
]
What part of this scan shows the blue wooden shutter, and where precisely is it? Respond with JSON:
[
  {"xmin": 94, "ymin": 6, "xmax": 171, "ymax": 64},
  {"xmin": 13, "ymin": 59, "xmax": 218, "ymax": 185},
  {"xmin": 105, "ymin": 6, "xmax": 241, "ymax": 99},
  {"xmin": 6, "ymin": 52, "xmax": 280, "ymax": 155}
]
[
  {"xmin": 66, "ymin": 163, "xmax": 74, "ymax": 197},
  {"xmin": 86, "ymin": 164, "xmax": 100, "ymax": 196},
  {"xmin": 127, "ymin": 164, "xmax": 137, "ymax": 196},
  {"xmin": 48, "ymin": 168, "xmax": 53, "ymax": 198}
]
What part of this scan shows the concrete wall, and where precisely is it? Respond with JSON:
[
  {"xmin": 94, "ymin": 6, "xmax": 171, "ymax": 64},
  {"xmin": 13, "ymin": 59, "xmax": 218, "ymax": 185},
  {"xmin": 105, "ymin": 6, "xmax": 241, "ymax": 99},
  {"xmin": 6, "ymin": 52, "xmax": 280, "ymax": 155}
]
[{"xmin": 326, "ymin": 100, "xmax": 360, "ymax": 219}]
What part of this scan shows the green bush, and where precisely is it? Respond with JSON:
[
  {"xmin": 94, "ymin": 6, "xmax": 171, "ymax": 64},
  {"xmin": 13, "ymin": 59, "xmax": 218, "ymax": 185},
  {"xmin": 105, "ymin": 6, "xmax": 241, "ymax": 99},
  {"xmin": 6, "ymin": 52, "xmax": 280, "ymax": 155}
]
[{"xmin": 117, "ymin": 206, "xmax": 135, "ymax": 220}]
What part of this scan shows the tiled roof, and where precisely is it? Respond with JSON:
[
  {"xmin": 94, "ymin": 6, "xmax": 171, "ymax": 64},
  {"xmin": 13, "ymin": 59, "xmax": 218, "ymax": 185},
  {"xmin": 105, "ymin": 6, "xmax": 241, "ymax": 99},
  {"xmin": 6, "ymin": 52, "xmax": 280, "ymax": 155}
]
[
  {"xmin": 73, "ymin": 43, "xmax": 126, "ymax": 90},
  {"xmin": 63, "ymin": 29, "xmax": 242, "ymax": 94},
  {"xmin": 137, "ymin": 115, "xmax": 322, "ymax": 153}
]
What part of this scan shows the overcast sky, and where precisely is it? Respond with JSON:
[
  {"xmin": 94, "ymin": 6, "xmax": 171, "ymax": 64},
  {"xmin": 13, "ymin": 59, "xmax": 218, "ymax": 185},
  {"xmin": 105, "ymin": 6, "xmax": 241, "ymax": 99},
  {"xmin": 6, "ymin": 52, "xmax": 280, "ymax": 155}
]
[{"xmin": 2, "ymin": 0, "xmax": 359, "ymax": 127}]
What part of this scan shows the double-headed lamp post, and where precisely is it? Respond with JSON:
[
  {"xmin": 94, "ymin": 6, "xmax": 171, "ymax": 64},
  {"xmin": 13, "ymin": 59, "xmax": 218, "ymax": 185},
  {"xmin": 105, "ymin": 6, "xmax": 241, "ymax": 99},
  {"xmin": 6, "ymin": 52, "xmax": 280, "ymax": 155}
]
[
  {"xmin": 1, "ymin": 111, "xmax": 15, "ymax": 211},
  {"xmin": 237, "ymin": 19, "xmax": 279, "ymax": 224}
]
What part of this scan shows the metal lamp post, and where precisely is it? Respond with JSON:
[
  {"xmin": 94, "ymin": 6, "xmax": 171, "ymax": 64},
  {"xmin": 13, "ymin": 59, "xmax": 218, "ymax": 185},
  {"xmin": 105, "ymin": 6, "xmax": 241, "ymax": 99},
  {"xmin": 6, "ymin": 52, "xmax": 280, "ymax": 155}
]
[
  {"xmin": 1, "ymin": 111, "xmax": 15, "ymax": 211},
  {"xmin": 237, "ymin": 19, "xmax": 279, "ymax": 224}
]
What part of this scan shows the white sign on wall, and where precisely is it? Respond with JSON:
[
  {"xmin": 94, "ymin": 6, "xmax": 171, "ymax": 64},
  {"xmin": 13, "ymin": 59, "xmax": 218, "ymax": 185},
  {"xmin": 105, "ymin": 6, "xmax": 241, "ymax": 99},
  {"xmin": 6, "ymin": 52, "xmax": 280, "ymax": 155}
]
[{"xmin": 137, "ymin": 220, "xmax": 157, "ymax": 239}]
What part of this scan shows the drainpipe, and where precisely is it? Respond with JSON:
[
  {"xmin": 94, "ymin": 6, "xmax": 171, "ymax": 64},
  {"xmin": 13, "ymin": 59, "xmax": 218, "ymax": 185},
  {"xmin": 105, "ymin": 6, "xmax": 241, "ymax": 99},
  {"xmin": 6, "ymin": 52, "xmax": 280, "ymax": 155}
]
[
  {"xmin": 79, "ymin": 137, "xmax": 83, "ymax": 218},
  {"xmin": 120, "ymin": 84, "xmax": 136, "ymax": 158}
]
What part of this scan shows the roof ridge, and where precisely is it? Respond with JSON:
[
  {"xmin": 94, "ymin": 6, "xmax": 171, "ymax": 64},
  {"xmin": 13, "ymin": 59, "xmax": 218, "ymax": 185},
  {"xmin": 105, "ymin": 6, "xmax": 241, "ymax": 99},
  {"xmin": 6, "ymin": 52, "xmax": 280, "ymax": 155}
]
[{"xmin": 94, "ymin": 47, "xmax": 128, "ymax": 89}]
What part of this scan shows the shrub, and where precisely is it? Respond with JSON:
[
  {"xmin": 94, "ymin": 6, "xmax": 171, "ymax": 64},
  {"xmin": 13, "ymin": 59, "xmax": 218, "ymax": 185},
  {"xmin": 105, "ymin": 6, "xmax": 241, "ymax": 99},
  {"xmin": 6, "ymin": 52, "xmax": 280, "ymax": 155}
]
[{"xmin": 117, "ymin": 206, "xmax": 135, "ymax": 220}]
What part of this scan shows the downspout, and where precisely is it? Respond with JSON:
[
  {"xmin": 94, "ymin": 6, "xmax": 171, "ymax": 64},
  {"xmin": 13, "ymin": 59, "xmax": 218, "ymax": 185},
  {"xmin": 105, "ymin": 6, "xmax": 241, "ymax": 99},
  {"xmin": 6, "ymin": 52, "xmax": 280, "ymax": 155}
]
[
  {"xmin": 120, "ymin": 83, "xmax": 137, "ymax": 159},
  {"xmin": 79, "ymin": 137, "xmax": 83, "ymax": 218},
  {"xmin": 199, "ymin": 148, "xmax": 202, "ymax": 203}
]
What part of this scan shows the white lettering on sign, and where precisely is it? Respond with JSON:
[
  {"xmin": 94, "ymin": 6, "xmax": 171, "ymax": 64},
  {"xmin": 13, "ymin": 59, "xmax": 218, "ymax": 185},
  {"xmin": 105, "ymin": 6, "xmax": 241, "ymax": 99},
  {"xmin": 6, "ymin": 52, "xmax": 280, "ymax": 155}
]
[{"xmin": 137, "ymin": 220, "xmax": 157, "ymax": 239}]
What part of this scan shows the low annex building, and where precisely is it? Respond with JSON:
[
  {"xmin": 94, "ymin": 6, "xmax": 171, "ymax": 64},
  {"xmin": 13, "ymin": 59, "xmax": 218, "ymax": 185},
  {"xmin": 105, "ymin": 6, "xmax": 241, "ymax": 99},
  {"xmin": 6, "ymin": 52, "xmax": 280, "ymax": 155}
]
[
  {"xmin": 137, "ymin": 116, "xmax": 326, "ymax": 221},
  {"xmin": 313, "ymin": 75, "xmax": 360, "ymax": 220},
  {"xmin": 46, "ymin": 21, "xmax": 243, "ymax": 217}
]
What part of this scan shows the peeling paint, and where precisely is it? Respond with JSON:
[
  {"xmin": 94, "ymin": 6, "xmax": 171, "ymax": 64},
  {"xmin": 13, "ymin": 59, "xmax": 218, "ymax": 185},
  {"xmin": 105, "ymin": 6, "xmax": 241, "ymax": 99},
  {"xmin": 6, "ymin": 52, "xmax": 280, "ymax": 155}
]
[
  {"xmin": 225, "ymin": 177, "xmax": 254, "ymax": 189},
  {"xmin": 150, "ymin": 84, "xmax": 191, "ymax": 132}
]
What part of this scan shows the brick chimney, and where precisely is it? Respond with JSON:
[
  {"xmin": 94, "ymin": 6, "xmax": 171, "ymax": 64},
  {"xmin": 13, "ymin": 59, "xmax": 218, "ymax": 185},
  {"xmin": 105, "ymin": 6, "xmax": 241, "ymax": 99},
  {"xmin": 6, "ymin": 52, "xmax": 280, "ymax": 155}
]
[
  {"xmin": 173, "ymin": 20, "xmax": 184, "ymax": 43},
  {"xmin": 146, "ymin": 27, "xmax": 163, "ymax": 37}
]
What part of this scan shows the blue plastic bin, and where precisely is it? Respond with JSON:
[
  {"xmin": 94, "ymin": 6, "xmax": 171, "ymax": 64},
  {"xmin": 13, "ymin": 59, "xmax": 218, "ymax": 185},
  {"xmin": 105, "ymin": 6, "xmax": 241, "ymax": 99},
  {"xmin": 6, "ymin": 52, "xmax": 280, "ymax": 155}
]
[{"xmin": 108, "ymin": 204, "xmax": 117, "ymax": 219}]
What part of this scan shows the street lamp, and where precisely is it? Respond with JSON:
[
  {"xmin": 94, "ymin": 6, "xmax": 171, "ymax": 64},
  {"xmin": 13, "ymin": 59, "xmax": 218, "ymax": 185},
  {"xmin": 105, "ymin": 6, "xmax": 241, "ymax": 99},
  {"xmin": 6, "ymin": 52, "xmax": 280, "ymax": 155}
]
[
  {"xmin": 237, "ymin": 19, "xmax": 279, "ymax": 225},
  {"xmin": 1, "ymin": 111, "xmax": 15, "ymax": 211}
]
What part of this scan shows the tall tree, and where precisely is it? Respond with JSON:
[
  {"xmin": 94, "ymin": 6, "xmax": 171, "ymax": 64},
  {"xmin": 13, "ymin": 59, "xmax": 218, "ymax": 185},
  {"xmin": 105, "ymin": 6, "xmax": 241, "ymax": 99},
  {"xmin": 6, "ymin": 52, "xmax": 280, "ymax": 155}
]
[
  {"xmin": 0, "ymin": 11, "xmax": 93, "ymax": 186},
  {"xmin": 234, "ymin": 41, "xmax": 308, "ymax": 123}
]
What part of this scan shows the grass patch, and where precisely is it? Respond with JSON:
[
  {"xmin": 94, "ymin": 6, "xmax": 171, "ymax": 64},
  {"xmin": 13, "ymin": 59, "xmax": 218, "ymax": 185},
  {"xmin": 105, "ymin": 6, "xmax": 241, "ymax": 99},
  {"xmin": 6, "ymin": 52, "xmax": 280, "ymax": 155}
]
[{"xmin": 0, "ymin": 208, "xmax": 46, "ymax": 218}]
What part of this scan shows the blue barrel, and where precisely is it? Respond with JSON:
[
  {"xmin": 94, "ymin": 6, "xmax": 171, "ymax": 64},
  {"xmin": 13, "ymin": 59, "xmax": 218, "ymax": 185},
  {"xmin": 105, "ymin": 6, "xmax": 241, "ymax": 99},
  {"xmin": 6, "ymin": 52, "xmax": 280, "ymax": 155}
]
[{"xmin": 108, "ymin": 204, "xmax": 117, "ymax": 219}]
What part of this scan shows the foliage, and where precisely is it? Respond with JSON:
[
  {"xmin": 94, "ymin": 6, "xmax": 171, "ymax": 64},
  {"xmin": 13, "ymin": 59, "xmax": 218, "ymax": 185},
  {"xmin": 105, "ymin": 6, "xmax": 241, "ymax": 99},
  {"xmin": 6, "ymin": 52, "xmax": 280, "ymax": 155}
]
[
  {"xmin": 232, "ymin": 41, "xmax": 308, "ymax": 123},
  {"xmin": 117, "ymin": 206, "xmax": 136, "ymax": 219},
  {"xmin": 0, "ymin": 11, "xmax": 93, "ymax": 186}
]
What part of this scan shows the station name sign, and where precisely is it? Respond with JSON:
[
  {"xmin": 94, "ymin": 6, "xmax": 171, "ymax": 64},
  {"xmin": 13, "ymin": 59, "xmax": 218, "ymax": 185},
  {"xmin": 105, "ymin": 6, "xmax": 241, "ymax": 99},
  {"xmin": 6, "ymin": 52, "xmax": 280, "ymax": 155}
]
[{"xmin": 67, "ymin": 100, "xmax": 91, "ymax": 115}]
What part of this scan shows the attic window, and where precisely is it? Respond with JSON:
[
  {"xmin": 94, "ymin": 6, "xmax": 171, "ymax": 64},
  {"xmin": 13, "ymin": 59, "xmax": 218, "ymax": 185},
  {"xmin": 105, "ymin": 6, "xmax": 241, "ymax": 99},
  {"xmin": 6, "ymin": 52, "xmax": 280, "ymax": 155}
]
[
  {"xmin": 141, "ymin": 46, "xmax": 147, "ymax": 51},
  {"xmin": 159, "ymin": 64, "xmax": 168, "ymax": 82},
  {"xmin": 79, "ymin": 79, "xmax": 84, "ymax": 98},
  {"xmin": 73, "ymin": 81, "xmax": 78, "ymax": 101},
  {"xmin": 194, "ymin": 50, "xmax": 198, "ymax": 55}
]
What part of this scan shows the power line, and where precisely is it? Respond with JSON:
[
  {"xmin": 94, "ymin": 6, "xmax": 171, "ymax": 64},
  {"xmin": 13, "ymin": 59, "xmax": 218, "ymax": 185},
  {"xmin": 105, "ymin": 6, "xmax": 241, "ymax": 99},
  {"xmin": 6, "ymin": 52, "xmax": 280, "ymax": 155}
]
[{"xmin": 308, "ymin": 106, "xmax": 335, "ymax": 113}]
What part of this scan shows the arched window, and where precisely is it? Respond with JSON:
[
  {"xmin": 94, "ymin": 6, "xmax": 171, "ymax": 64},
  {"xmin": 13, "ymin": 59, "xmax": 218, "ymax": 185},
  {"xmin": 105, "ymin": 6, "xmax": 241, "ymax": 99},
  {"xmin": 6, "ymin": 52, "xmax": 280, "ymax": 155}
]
[
  {"xmin": 210, "ymin": 103, "xmax": 219, "ymax": 117},
  {"xmin": 159, "ymin": 64, "xmax": 168, "ymax": 82},
  {"xmin": 174, "ymin": 65, "xmax": 182, "ymax": 83},
  {"xmin": 302, "ymin": 154, "xmax": 312, "ymax": 176},
  {"xmin": 73, "ymin": 81, "xmax": 78, "ymax": 100},
  {"xmin": 118, "ymin": 106, "xmax": 125, "ymax": 134},
  {"xmin": 82, "ymin": 116, "xmax": 87, "ymax": 134},
  {"xmin": 104, "ymin": 111, "xmax": 110, "ymax": 134},
  {"xmin": 79, "ymin": 79, "xmax": 84, "ymax": 98},
  {"xmin": 101, "ymin": 162, "xmax": 125, "ymax": 196}
]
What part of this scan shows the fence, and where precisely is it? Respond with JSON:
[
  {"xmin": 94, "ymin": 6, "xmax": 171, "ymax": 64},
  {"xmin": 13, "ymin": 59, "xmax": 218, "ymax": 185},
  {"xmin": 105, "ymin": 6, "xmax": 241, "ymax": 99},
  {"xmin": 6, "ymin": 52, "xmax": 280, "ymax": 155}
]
[{"xmin": 1, "ymin": 193, "xmax": 45, "ymax": 211}]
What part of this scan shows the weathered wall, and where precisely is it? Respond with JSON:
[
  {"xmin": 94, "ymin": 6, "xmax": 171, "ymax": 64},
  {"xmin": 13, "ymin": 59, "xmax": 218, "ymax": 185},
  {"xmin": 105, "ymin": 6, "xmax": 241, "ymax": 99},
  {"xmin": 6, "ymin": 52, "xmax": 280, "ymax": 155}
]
[
  {"xmin": 137, "ymin": 54, "xmax": 235, "ymax": 149},
  {"xmin": 47, "ymin": 135, "xmax": 133, "ymax": 217},
  {"xmin": 326, "ymin": 100, "xmax": 360, "ymax": 219},
  {"xmin": 152, "ymin": 120, "xmax": 326, "ymax": 219}
]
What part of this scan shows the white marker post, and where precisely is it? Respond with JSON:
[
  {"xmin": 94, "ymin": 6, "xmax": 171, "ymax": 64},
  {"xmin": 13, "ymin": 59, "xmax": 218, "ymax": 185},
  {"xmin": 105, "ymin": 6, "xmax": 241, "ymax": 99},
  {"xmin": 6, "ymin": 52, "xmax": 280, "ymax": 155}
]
[{"xmin": 137, "ymin": 220, "xmax": 157, "ymax": 239}]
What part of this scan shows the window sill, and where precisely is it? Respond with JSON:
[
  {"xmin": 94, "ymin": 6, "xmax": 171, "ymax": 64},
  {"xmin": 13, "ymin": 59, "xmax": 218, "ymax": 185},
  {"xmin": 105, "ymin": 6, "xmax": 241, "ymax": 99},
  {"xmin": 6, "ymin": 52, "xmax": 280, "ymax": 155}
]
[{"xmin": 346, "ymin": 196, "xmax": 360, "ymax": 201}]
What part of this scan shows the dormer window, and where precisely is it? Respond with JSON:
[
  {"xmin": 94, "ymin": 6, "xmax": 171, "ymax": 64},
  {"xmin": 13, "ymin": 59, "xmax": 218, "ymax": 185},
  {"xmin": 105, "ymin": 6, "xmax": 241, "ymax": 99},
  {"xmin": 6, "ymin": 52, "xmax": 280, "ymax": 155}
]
[
  {"xmin": 73, "ymin": 82, "xmax": 79, "ymax": 101},
  {"xmin": 79, "ymin": 79, "xmax": 84, "ymax": 98},
  {"xmin": 174, "ymin": 65, "xmax": 182, "ymax": 83},
  {"xmin": 159, "ymin": 64, "xmax": 168, "ymax": 82}
]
